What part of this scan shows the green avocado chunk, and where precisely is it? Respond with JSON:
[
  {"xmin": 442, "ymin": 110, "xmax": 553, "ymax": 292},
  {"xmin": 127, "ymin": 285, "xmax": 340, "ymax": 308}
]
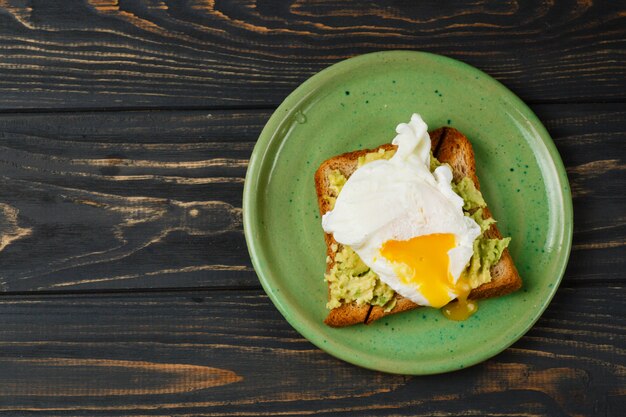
[
  {"xmin": 452, "ymin": 177, "xmax": 486, "ymax": 211},
  {"xmin": 465, "ymin": 236, "xmax": 512, "ymax": 288},
  {"xmin": 357, "ymin": 147, "xmax": 395, "ymax": 167},
  {"xmin": 325, "ymin": 246, "xmax": 397, "ymax": 311}
]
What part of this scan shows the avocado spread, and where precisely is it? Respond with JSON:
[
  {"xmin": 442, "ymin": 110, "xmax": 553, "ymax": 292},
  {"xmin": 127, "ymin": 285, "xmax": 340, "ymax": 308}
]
[
  {"xmin": 430, "ymin": 151, "xmax": 442, "ymax": 171},
  {"xmin": 465, "ymin": 235, "xmax": 511, "ymax": 288},
  {"xmin": 453, "ymin": 180, "xmax": 510, "ymax": 288},
  {"xmin": 324, "ymin": 150, "xmax": 510, "ymax": 310},
  {"xmin": 357, "ymin": 147, "xmax": 396, "ymax": 167},
  {"xmin": 327, "ymin": 170, "xmax": 346, "ymax": 196},
  {"xmin": 326, "ymin": 170, "xmax": 347, "ymax": 209},
  {"xmin": 452, "ymin": 177, "xmax": 486, "ymax": 211},
  {"xmin": 325, "ymin": 245, "xmax": 397, "ymax": 311}
]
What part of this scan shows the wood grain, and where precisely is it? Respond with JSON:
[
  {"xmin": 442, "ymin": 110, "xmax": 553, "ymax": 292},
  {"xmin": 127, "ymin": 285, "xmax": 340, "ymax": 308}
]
[
  {"xmin": 0, "ymin": 0, "xmax": 623, "ymax": 110},
  {"xmin": 0, "ymin": 287, "xmax": 623, "ymax": 416},
  {"xmin": 0, "ymin": 110, "xmax": 262, "ymax": 291},
  {"xmin": 0, "ymin": 1, "xmax": 622, "ymax": 414},
  {"xmin": 0, "ymin": 358, "xmax": 242, "ymax": 396},
  {"xmin": 0, "ymin": 104, "xmax": 623, "ymax": 292}
]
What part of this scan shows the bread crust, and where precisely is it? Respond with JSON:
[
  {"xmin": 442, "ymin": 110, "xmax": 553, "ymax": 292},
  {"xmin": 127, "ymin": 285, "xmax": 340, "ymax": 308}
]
[{"xmin": 315, "ymin": 127, "xmax": 522, "ymax": 327}]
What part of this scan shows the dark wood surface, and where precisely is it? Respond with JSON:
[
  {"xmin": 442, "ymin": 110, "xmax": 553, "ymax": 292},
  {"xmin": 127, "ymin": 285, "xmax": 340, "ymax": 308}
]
[
  {"xmin": 0, "ymin": 1, "xmax": 624, "ymax": 416},
  {"xmin": 0, "ymin": 0, "xmax": 624, "ymax": 110},
  {"xmin": 0, "ymin": 287, "xmax": 624, "ymax": 416}
]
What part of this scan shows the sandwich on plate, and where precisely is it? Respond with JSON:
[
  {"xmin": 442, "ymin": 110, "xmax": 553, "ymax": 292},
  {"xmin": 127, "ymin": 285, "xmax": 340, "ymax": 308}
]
[{"xmin": 315, "ymin": 114, "xmax": 522, "ymax": 327}]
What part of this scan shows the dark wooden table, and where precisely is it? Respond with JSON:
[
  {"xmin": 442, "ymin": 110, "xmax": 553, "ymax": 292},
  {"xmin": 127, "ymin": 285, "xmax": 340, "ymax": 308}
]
[{"xmin": 0, "ymin": 1, "xmax": 624, "ymax": 416}]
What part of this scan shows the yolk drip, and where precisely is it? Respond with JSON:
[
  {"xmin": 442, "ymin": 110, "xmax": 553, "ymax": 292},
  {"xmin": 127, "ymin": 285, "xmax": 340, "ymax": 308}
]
[
  {"xmin": 441, "ymin": 275, "xmax": 478, "ymax": 321},
  {"xmin": 380, "ymin": 233, "xmax": 456, "ymax": 308}
]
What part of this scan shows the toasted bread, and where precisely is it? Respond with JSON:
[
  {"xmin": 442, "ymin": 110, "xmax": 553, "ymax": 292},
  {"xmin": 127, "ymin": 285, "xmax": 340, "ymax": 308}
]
[{"xmin": 315, "ymin": 127, "xmax": 522, "ymax": 327}]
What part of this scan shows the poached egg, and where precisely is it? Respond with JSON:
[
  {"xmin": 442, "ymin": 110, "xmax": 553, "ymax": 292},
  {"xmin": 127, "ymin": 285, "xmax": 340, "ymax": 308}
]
[{"xmin": 322, "ymin": 114, "xmax": 481, "ymax": 308}]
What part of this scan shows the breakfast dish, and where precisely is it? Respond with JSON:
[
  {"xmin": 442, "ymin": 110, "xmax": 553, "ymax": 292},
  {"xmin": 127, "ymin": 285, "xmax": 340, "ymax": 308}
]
[
  {"xmin": 315, "ymin": 114, "xmax": 522, "ymax": 326},
  {"xmin": 244, "ymin": 51, "xmax": 572, "ymax": 374}
]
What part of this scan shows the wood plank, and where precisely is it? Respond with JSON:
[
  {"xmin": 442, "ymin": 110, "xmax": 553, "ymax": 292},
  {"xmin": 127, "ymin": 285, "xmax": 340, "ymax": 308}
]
[
  {"xmin": 0, "ymin": 104, "xmax": 623, "ymax": 292},
  {"xmin": 0, "ymin": 0, "xmax": 623, "ymax": 110},
  {"xmin": 0, "ymin": 110, "xmax": 262, "ymax": 292},
  {"xmin": 0, "ymin": 287, "xmax": 623, "ymax": 415}
]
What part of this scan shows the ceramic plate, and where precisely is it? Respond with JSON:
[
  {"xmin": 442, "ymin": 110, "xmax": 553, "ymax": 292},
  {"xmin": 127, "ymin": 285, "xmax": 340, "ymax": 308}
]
[{"xmin": 243, "ymin": 51, "xmax": 572, "ymax": 374}]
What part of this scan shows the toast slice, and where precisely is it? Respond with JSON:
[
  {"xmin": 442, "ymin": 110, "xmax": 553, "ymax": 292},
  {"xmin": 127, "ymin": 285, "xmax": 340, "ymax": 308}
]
[{"xmin": 315, "ymin": 127, "xmax": 522, "ymax": 327}]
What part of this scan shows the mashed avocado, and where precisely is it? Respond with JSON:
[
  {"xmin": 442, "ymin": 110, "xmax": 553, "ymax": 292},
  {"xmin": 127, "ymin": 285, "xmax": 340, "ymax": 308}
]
[
  {"xmin": 462, "ymin": 207, "xmax": 509, "ymax": 287},
  {"xmin": 430, "ymin": 151, "xmax": 442, "ymax": 172},
  {"xmin": 469, "ymin": 208, "xmax": 495, "ymax": 233},
  {"xmin": 357, "ymin": 148, "xmax": 395, "ymax": 167},
  {"xmin": 325, "ymin": 246, "xmax": 396, "ymax": 311},
  {"xmin": 325, "ymin": 169, "xmax": 347, "ymax": 209},
  {"xmin": 453, "ymin": 177, "xmax": 486, "ymax": 211},
  {"xmin": 328, "ymin": 170, "xmax": 346, "ymax": 196},
  {"xmin": 452, "ymin": 177, "xmax": 510, "ymax": 287},
  {"xmin": 465, "ymin": 236, "xmax": 511, "ymax": 288},
  {"xmin": 324, "ymin": 150, "xmax": 510, "ymax": 310}
]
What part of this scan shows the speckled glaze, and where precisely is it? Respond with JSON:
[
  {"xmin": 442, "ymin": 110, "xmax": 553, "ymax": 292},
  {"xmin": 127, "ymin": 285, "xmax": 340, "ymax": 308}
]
[{"xmin": 243, "ymin": 51, "xmax": 572, "ymax": 375}]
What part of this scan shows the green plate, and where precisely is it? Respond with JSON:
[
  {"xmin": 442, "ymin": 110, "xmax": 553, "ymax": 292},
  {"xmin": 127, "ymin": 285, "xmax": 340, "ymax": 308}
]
[{"xmin": 243, "ymin": 51, "xmax": 572, "ymax": 375}]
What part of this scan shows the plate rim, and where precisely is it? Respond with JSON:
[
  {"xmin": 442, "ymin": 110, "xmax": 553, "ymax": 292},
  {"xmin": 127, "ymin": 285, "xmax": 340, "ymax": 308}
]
[{"xmin": 243, "ymin": 50, "xmax": 573, "ymax": 374}]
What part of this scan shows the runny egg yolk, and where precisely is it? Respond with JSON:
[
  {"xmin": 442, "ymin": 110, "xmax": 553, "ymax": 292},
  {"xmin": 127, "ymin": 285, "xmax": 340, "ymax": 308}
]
[
  {"xmin": 380, "ymin": 233, "xmax": 479, "ymax": 319},
  {"xmin": 441, "ymin": 276, "xmax": 478, "ymax": 321},
  {"xmin": 380, "ymin": 233, "xmax": 457, "ymax": 308}
]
